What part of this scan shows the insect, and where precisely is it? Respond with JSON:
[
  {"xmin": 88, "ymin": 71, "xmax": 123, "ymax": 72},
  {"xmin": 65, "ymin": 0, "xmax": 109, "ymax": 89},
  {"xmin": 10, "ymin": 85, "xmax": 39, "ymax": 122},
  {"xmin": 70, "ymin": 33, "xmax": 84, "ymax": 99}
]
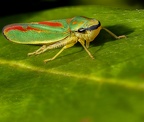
[{"xmin": 2, "ymin": 16, "xmax": 126, "ymax": 63}]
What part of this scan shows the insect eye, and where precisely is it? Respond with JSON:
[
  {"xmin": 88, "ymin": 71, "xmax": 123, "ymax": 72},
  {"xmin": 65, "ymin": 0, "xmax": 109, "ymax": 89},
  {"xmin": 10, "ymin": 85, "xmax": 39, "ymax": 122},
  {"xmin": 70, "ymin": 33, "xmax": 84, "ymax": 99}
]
[{"xmin": 78, "ymin": 28, "xmax": 86, "ymax": 33}]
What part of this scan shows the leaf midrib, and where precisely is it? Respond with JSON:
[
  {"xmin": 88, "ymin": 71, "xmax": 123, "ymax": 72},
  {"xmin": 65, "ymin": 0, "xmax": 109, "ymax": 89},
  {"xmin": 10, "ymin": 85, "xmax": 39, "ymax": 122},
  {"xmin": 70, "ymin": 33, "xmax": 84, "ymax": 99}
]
[{"xmin": 0, "ymin": 58, "xmax": 144, "ymax": 91}]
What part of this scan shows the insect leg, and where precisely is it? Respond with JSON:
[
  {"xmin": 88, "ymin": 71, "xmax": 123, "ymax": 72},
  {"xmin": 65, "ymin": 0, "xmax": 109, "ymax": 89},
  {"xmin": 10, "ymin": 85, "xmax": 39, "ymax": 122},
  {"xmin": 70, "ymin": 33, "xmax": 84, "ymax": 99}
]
[
  {"xmin": 102, "ymin": 27, "xmax": 126, "ymax": 39},
  {"xmin": 44, "ymin": 42, "xmax": 76, "ymax": 63},
  {"xmin": 78, "ymin": 39, "xmax": 94, "ymax": 59},
  {"xmin": 28, "ymin": 45, "xmax": 47, "ymax": 56}
]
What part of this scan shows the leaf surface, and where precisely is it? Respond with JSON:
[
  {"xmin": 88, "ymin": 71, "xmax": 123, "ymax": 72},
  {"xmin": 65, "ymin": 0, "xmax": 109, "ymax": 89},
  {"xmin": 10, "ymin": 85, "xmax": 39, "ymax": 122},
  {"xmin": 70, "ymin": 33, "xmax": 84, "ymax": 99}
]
[{"xmin": 0, "ymin": 5, "xmax": 144, "ymax": 122}]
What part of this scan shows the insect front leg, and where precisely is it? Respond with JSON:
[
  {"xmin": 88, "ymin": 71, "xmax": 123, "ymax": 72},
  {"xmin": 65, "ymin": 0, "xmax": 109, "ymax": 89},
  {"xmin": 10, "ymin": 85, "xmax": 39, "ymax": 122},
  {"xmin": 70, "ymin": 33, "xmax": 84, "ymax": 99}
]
[{"xmin": 102, "ymin": 27, "xmax": 126, "ymax": 39}]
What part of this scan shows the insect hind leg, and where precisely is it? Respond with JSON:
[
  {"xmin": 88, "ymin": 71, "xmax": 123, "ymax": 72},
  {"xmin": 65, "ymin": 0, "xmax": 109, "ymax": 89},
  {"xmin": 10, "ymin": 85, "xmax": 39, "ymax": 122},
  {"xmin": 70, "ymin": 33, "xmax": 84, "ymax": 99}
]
[
  {"xmin": 28, "ymin": 45, "xmax": 48, "ymax": 56},
  {"xmin": 44, "ymin": 42, "xmax": 76, "ymax": 63}
]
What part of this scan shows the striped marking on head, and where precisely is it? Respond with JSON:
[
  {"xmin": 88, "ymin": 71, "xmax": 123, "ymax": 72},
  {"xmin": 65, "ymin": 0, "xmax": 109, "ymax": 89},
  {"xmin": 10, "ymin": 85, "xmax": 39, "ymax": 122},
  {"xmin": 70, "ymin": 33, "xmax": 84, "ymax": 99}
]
[{"xmin": 86, "ymin": 21, "xmax": 101, "ymax": 31}]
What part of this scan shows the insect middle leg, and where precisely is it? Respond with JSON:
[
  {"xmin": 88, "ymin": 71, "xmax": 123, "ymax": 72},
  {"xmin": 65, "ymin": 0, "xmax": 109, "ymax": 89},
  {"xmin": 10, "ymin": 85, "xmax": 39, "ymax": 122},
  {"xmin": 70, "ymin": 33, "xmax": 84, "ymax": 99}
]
[{"xmin": 78, "ymin": 39, "xmax": 95, "ymax": 59}]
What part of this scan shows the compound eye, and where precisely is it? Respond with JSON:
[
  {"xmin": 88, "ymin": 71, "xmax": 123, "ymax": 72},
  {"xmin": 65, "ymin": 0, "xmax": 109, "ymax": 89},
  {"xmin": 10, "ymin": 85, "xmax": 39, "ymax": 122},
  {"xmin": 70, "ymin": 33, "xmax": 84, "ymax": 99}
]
[{"xmin": 78, "ymin": 28, "xmax": 86, "ymax": 33}]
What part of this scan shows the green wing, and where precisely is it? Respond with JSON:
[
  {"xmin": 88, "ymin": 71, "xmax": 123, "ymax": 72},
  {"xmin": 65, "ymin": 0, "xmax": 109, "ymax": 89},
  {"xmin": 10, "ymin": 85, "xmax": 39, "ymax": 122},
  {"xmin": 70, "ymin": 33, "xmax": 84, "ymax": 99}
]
[{"xmin": 3, "ymin": 19, "xmax": 70, "ymax": 44}]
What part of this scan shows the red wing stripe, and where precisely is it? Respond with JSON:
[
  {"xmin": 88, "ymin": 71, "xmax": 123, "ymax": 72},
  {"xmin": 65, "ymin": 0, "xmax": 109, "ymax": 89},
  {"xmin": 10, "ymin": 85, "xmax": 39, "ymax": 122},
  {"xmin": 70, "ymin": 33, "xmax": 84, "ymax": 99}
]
[
  {"xmin": 38, "ymin": 21, "xmax": 63, "ymax": 27},
  {"xmin": 4, "ymin": 25, "xmax": 41, "ymax": 32},
  {"xmin": 4, "ymin": 25, "xmax": 24, "ymax": 32}
]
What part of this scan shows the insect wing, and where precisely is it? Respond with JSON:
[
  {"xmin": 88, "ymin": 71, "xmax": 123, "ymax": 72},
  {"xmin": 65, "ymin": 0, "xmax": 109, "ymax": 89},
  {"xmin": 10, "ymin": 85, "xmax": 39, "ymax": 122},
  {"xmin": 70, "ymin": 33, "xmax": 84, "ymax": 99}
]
[{"xmin": 3, "ymin": 19, "xmax": 70, "ymax": 44}]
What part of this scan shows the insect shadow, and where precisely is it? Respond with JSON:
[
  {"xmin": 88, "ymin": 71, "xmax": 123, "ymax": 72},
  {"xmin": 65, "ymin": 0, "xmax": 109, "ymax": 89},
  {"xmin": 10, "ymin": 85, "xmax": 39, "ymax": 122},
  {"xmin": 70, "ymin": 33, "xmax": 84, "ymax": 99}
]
[
  {"xmin": 90, "ymin": 24, "xmax": 135, "ymax": 56},
  {"xmin": 91, "ymin": 24, "xmax": 134, "ymax": 46}
]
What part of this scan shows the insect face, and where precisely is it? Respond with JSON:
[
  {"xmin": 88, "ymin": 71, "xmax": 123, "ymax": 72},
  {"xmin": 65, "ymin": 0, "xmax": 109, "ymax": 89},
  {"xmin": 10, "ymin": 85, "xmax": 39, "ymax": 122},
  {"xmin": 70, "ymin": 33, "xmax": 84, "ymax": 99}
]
[{"xmin": 74, "ymin": 19, "xmax": 102, "ymax": 45}]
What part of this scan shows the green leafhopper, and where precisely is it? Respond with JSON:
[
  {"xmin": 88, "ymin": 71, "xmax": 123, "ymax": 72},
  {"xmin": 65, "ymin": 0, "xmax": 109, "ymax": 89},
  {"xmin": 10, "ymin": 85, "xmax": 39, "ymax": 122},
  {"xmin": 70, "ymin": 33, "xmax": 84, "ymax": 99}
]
[{"xmin": 2, "ymin": 16, "xmax": 126, "ymax": 63}]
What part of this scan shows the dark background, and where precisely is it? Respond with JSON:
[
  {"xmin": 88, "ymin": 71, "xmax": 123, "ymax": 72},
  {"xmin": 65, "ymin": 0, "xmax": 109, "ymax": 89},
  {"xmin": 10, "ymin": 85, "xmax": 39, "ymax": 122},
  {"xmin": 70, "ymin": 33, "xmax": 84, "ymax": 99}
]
[
  {"xmin": 2, "ymin": 0, "xmax": 71, "ymax": 17},
  {"xmin": 1, "ymin": 0, "xmax": 144, "ymax": 17}
]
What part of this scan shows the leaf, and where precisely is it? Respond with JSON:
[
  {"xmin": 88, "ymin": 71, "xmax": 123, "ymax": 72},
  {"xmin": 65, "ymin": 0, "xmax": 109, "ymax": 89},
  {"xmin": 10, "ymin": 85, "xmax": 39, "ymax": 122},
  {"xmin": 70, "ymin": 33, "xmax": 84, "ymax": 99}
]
[{"xmin": 0, "ymin": 5, "xmax": 144, "ymax": 122}]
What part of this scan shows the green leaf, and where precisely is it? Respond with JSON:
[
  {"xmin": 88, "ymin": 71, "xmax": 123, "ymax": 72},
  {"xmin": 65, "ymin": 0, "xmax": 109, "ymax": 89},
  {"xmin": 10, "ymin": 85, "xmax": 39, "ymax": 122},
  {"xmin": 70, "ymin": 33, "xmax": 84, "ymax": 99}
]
[{"xmin": 0, "ymin": 5, "xmax": 144, "ymax": 122}]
